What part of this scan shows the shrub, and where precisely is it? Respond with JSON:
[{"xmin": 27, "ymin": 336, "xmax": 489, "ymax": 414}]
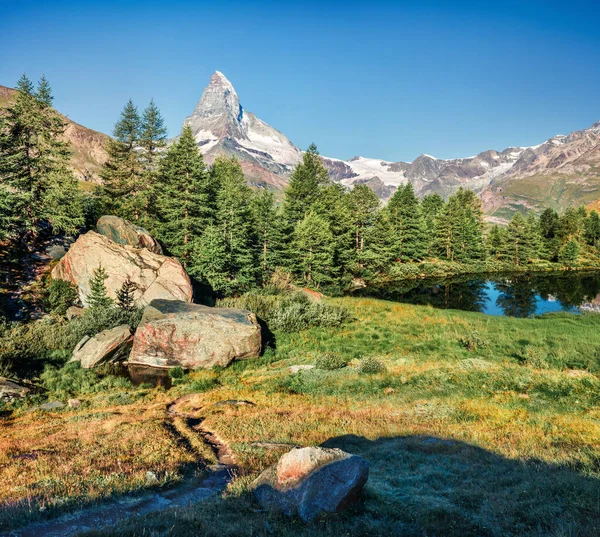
[
  {"xmin": 0, "ymin": 305, "xmax": 143, "ymax": 377},
  {"xmin": 169, "ymin": 366, "xmax": 185, "ymax": 379},
  {"xmin": 458, "ymin": 330, "xmax": 487, "ymax": 351},
  {"xmin": 357, "ymin": 357, "xmax": 386, "ymax": 374},
  {"xmin": 217, "ymin": 291, "xmax": 352, "ymax": 333},
  {"xmin": 315, "ymin": 352, "xmax": 349, "ymax": 370},
  {"xmin": 45, "ymin": 279, "xmax": 79, "ymax": 315}
]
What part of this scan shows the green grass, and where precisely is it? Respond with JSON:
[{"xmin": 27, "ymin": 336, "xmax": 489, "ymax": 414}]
[
  {"xmin": 3, "ymin": 297, "xmax": 600, "ymax": 535},
  {"xmin": 76, "ymin": 298, "xmax": 600, "ymax": 536}
]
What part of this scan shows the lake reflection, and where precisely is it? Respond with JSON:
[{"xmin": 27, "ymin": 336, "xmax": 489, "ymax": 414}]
[{"xmin": 358, "ymin": 272, "xmax": 600, "ymax": 317}]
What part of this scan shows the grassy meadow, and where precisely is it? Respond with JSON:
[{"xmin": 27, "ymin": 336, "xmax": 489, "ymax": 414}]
[{"xmin": 1, "ymin": 297, "xmax": 600, "ymax": 536}]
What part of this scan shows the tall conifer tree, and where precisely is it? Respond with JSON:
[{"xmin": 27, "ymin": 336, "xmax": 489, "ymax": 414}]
[
  {"xmin": 282, "ymin": 143, "xmax": 329, "ymax": 225},
  {"xmin": 387, "ymin": 182, "xmax": 428, "ymax": 261},
  {"xmin": 0, "ymin": 74, "xmax": 83, "ymax": 242},
  {"xmin": 153, "ymin": 125, "xmax": 212, "ymax": 267},
  {"xmin": 292, "ymin": 211, "xmax": 336, "ymax": 288},
  {"xmin": 99, "ymin": 100, "xmax": 142, "ymax": 220},
  {"xmin": 193, "ymin": 157, "xmax": 257, "ymax": 294}
]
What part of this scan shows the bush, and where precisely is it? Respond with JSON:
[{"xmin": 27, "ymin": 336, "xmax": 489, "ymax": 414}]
[
  {"xmin": 315, "ymin": 352, "xmax": 349, "ymax": 370},
  {"xmin": 169, "ymin": 366, "xmax": 185, "ymax": 379},
  {"xmin": 217, "ymin": 291, "xmax": 352, "ymax": 333},
  {"xmin": 45, "ymin": 279, "xmax": 79, "ymax": 315},
  {"xmin": 357, "ymin": 357, "xmax": 386, "ymax": 374},
  {"xmin": 0, "ymin": 305, "xmax": 143, "ymax": 377}
]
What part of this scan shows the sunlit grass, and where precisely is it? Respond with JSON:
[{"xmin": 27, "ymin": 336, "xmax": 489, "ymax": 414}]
[{"xmin": 2, "ymin": 297, "xmax": 600, "ymax": 535}]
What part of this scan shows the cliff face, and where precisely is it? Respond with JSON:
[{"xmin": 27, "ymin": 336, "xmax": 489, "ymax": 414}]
[{"xmin": 0, "ymin": 84, "xmax": 108, "ymax": 183}]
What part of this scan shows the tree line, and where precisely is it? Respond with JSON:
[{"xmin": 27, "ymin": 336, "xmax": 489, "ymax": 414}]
[{"xmin": 2, "ymin": 77, "xmax": 600, "ymax": 297}]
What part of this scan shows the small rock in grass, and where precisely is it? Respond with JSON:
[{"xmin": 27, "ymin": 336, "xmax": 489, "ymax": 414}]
[
  {"xmin": 67, "ymin": 398, "xmax": 82, "ymax": 408},
  {"xmin": 145, "ymin": 471, "xmax": 159, "ymax": 484},
  {"xmin": 39, "ymin": 401, "xmax": 65, "ymax": 411},
  {"xmin": 289, "ymin": 365, "xmax": 315, "ymax": 374}
]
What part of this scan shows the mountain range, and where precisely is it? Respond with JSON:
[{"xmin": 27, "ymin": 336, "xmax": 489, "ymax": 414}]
[
  {"xmin": 184, "ymin": 72, "xmax": 600, "ymax": 221},
  {"xmin": 2, "ymin": 73, "xmax": 600, "ymax": 221}
]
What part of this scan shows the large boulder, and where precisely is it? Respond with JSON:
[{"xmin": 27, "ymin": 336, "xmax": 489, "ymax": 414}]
[
  {"xmin": 51, "ymin": 231, "xmax": 192, "ymax": 307},
  {"xmin": 96, "ymin": 215, "xmax": 163, "ymax": 254},
  {"xmin": 129, "ymin": 299, "xmax": 261, "ymax": 369},
  {"xmin": 253, "ymin": 446, "xmax": 369, "ymax": 522},
  {"xmin": 71, "ymin": 324, "xmax": 133, "ymax": 368}
]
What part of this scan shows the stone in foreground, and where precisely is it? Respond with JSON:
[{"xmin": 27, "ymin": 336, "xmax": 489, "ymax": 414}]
[
  {"xmin": 253, "ymin": 446, "xmax": 369, "ymax": 522},
  {"xmin": 0, "ymin": 377, "xmax": 30, "ymax": 401},
  {"xmin": 51, "ymin": 231, "xmax": 192, "ymax": 307},
  {"xmin": 96, "ymin": 215, "xmax": 163, "ymax": 254},
  {"xmin": 129, "ymin": 299, "xmax": 262, "ymax": 369},
  {"xmin": 71, "ymin": 324, "xmax": 133, "ymax": 368}
]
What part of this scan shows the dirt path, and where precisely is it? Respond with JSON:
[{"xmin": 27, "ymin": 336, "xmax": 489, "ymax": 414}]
[{"xmin": 5, "ymin": 395, "xmax": 236, "ymax": 537}]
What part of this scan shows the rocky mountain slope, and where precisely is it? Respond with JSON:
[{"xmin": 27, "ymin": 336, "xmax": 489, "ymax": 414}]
[
  {"xmin": 0, "ymin": 84, "xmax": 108, "ymax": 182},
  {"xmin": 184, "ymin": 72, "xmax": 600, "ymax": 218},
  {"xmin": 184, "ymin": 72, "xmax": 302, "ymax": 190}
]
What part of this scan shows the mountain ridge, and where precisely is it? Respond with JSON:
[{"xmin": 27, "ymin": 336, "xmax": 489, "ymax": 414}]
[
  {"xmin": 183, "ymin": 72, "xmax": 600, "ymax": 218},
  {"xmin": 0, "ymin": 84, "xmax": 109, "ymax": 182}
]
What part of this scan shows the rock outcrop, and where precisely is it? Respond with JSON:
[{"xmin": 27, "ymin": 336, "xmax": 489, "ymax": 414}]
[
  {"xmin": 253, "ymin": 446, "xmax": 369, "ymax": 522},
  {"xmin": 51, "ymin": 231, "xmax": 192, "ymax": 307},
  {"xmin": 96, "ymin": 215, "xmax": 163, "ymax": 254},
  {"xmin": 129, "ymin": 299, "xmax": 261, "ymax": 369},
  {"xmin": 71, "ymin": 325, "xmax": 133, "ymax": 368}
]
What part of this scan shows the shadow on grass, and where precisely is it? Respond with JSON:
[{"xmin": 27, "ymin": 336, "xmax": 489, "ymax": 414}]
[{"xmin": 11, "ymin": 433, "xmax": 597, "ymax": 537}]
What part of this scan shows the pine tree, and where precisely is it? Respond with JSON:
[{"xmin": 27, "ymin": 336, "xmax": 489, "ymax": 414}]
[
  {"xmin": 99, "ymin": 100, "xmax": 142, "ymax": 220},
  {"xmin": 539, "ymin": 208, "xmax": 559, "ymax": 239},
  {"xmin": 421, "ymin": 193, "xmax": 445, "ymax": 235},
  {"xmin": 345, "ymin": 184, "xmax": 380, "ymax": 271},
  {"xmin": 432, "ymin": 188, "xmax": 484, "ymax": 262},
  {"xmin": 153, "ymin": 125, "xmax": 212, "ymax": 267},
  {"xmin": 292, "ymin": 211, "xmax": 336, "ymax": 288},
  {"xmin": 139, "ymin": 99, "xmax": 167, "ymax": 168},
  {"xmin": 0, "ymin": 75, "xmax": 84, "ymax": 242},
  {"xmin": 499, "ymin": 212, "xmax": 538, "ymax": 266},
  {"xmin": 312, "ymin": 182, "xmax": 354, "ymax": 278},
  {"xmin": 558, "ymin": 207, "xmax": 584, "ymax": 241},
  {"xmin": 584, "ymin": 210, "xmax": 600, "ymax": 247},
  {"xmin": 453, "ymin": 188, "xmax": 485, "ymax": 262},
  {"xmin": 486, "ymin": 225, "xmax": 505, "ymax": 260},
  {"xmin": 87, "ymin": 264, "xmax": 113, "ymax": 309},
  {"xmin": 282, "ymin": 143, "xmax": 329, "ymax": 225},
  {"xmin": 525, "ymin": 212, "xmax": 542, "ymax": 260},
  {"xmin": 116, "ymin": 277, "xmax": 138, "ymax": 311},
  {"xmin": 137, "ymin": 100, "xmax": 167, "ymax": 227},
  {"xmin": 363, "ymin": 210, "xmax": 395, "ymax": 272},
  {"xmin": 251, "ymin": 189, "xmax": 284, "ymax": 284},
  {"xmin": 387, "ymin": 182, "xmax": 428, "ymax": 261},
  {"xmin": 559, "ymin": 239, "xmax": 581, "ymax": 267},
  {"xmin": 0, "ymin": 185, "xmax": 17, "ymax": 240},
  {"xmin": 192, "ymin": 157, "xmax": 256, "ymax": 294},
  {"xmin": 193, "ymin": 224, "xmax": 229, "ymax": 294}
]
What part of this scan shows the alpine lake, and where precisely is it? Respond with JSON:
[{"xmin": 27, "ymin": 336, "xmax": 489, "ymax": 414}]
[{"xmin": 356, "ymin": 271, "xmax": 600, "ymax": 317}]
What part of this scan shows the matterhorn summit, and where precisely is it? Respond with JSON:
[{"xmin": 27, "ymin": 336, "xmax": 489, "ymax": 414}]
[{"xmin": 183, "ymin": 71, "xmax": 302, "ymax": 188}]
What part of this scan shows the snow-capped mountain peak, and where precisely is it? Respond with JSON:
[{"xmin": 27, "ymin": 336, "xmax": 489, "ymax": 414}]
[{"xmin": 183, "ymin": 71, "xmax": 302, "ymax": 187}]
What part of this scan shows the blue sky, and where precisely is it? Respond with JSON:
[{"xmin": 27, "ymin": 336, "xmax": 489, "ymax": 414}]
[{"xmin": 2, "ymin": 0, "xmax": 599, "ymax": 162}]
